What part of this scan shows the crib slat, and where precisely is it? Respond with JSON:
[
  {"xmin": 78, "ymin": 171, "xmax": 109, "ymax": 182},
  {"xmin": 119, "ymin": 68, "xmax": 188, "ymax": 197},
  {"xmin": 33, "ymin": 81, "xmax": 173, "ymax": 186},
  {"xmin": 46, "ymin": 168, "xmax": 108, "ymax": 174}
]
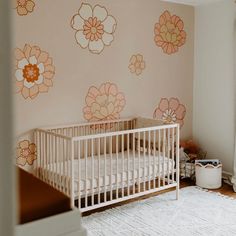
[
  {"xmin": 127, "ymin": 133, "xmax": 130, "ymax": 196},
  {"xmin": 110, "ymin": 136, "xmax": 112, "ymax": 201},
  {"xmin": 138, "ymin": 132, "xmax": 141, "ymax": 193},
  {"xmin": 172, "ymin": 128, "xmax": 175, "ymax": 183},
  {"xmin": 153, "ymin": 130, "xmax": 156, "ymax": 188},
  {"xmin": 143, "ymin": 131, "xmax": 146, "ymax": 191},
  {"xmin": 163, "ymin": 129, "xmax": 166, "ymax": 187},
  {"xmin": 91, "ymin": 138, "xmax": 94, "ymax": 206},
  {"xmin": 176, "ymin": 125, "xmax": 180, "ymax": 199},
  {"xmin": 167, "ymin": 128, "xmax": 170, "ymax": 185},
  {"xmin": 98, "ymin": 138, "xmax": 101, "ymax": 205},
  {"xmin": 85, "ymin": 140, "xmax": 88, "ymax": 208},
  {"xmin": 132, "ymin": 132, "xmax": 135, "ymax": 195},
  {"xmin": 158, "ymin": 130, "xmax": 161, "ymax": 188},
  {"xmin": 148, "ymin": 131, "xmax": 151, "ymax": 190},
  {"xmin": 78, "ymin": 140, "xmax": 81, "ymax": 209},
  {"xmin": 121, "ymin": 134, "xmax": 124, "ymax": 198},
  {"xmin": 104, "ymin": 136, "xmax": 107, "ymax": 203},
  {"xmin": 116, "ymin": 135, "xmax": 119, "ymax": 199}
]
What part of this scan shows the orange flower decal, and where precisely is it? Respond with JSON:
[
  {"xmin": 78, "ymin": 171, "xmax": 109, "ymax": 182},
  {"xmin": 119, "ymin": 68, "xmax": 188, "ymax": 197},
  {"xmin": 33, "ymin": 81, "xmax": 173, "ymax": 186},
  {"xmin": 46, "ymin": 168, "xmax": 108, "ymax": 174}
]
[
  {"xmin": 16, "ymin": 140, "xmax": 37, "ymax": 166},
  {"xmin": 153, "ymin": 98, "xmax": 186, "ymax": 128},
  {"xmin": 83, "ymin": 82, "xmax": 126, "ymax": 122},
  {"xmin": 71, "ymin": 3, "xmax": 117, "ymax": 54},
  {"xmin": 13, "ymin": 0, "xmax": 35, "ymax": 16},
  {"xmin": 14, "ymin": 44, "xmax": 55, "ymax": 99},
  {"xmin": 128, "ymin": 54, "xmax": 146, "ymax": 76},
  {"xmin": 154, "ymin": 11, "xmax": 186, "ymax": 55}
]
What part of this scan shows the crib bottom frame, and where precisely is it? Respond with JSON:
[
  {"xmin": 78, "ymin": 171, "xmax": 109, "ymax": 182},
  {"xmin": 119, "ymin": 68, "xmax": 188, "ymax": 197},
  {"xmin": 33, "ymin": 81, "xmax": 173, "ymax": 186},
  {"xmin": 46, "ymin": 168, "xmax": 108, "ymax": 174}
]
[{"xmin": 34, "ymin": 117, "xmax": 180, "ymax": 212}]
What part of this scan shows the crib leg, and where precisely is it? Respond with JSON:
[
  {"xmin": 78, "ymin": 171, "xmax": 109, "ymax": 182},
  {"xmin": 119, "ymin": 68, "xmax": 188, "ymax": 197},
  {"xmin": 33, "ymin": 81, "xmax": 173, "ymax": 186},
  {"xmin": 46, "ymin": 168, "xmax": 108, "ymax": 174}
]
[{"xmin": 176, "ymin": 186, "xmax": 179, "ymax": 200}]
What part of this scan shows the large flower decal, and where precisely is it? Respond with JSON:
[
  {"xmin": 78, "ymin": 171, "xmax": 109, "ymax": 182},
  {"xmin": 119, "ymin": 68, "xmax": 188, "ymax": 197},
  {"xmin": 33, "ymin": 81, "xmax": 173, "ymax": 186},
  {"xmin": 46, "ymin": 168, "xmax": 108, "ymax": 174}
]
[
  {"xmin": 16, "ymin": 140, "xmax": 37, "ymax": 166},
  {"xmin": 153, "ymin": 98, "xmax": 186, "ymax": 128},
  {"xmin": 13, "ymin": 0, "xmax": 35, "ymax": 16},
  {"xmin": 154, "ymin": 10, "xmax": 186, "ymax": 55},
  {"xmin": 70, "ymin": 3, "xmax": 117, "ymax": 54},
  {"xmin": 14, "ymin": 44, "xmax": 55, "ymax": 99},
  {"xmin": 83, "ymin": 82, "xmax": 126, "ymax": 122},
  {"xmin": 129, "ymin": 54, "xmax": 146, "ymax": 76}
]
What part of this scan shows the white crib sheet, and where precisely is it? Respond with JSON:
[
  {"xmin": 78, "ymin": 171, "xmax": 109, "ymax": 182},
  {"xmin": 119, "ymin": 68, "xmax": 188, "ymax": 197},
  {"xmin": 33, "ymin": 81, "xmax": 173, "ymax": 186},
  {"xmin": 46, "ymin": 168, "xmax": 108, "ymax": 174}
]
[{"xmin": 41, "ymin": 150, "xmax": 175, "ymax": 195}]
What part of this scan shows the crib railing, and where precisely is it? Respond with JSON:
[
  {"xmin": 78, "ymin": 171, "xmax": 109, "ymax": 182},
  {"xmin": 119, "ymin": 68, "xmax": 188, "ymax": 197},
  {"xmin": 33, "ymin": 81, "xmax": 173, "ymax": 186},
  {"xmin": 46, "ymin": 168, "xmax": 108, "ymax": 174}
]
[
  {"xmin": 34, "ymin": 118, "xmax": 179, "ymax": 212},
  {"xmin": 73, "ymin": 123, "xmax": 179, "ymax": 212}
]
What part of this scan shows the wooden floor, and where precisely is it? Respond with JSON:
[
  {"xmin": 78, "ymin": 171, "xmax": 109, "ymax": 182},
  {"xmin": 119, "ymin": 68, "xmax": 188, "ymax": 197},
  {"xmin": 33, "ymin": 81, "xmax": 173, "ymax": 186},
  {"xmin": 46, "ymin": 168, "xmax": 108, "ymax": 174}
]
[{"xmin": 83, "ymin": 179, "xmax": 236, "ymax": 217}]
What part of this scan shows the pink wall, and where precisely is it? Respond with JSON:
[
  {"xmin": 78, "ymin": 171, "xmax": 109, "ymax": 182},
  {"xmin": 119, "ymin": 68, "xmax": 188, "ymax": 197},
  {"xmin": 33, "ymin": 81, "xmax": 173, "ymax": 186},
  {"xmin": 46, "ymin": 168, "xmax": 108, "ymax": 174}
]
[{"xmin": 13, "ymin": 0, "xmax": 194, "ymax": 168}]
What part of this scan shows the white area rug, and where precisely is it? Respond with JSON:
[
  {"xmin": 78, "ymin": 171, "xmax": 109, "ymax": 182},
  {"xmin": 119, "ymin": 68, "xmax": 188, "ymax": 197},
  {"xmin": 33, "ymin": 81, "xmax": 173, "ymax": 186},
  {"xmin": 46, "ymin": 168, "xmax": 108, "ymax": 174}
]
[{"xmin": 82, "ymin": 187, "xmax": 236, "ymax": 236}]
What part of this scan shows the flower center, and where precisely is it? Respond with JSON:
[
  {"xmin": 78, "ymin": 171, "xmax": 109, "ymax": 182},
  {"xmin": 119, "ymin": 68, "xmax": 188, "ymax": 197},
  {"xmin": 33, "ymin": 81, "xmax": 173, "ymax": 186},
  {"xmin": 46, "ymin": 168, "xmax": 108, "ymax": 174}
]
[
  {"xmin": 23, "ymin": 64, "xmax": 40, "ymax": 83},
  {"xmin": 22, "ymin": 148, "xmax": 30, "ymax": 157},
  {"xmin": 83, "ymin": 17, "xmax": 104, "ymax": 41},
  {"xmin": 17, "ymin": 0, "xmax": 27, "ymax": 7},
  {"xmin": 163, "ymin": 109, "xmax": 176, "ymax": 123}
]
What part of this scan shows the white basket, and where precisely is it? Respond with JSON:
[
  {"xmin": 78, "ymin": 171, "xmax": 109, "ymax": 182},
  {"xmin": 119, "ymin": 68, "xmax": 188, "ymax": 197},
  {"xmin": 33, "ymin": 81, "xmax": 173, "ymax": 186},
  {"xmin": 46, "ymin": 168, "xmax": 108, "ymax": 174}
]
[{"xmin": 195, "ymin": 161, "xmax": 222, "ymax": 189}]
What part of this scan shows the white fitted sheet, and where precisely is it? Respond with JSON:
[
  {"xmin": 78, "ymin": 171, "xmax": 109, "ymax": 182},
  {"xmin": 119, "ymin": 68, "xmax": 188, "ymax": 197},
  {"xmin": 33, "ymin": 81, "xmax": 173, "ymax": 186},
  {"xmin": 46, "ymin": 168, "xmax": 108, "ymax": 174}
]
[{"xmin": 41, "ymin": 150, "xmax": 175, "ymax": 195}]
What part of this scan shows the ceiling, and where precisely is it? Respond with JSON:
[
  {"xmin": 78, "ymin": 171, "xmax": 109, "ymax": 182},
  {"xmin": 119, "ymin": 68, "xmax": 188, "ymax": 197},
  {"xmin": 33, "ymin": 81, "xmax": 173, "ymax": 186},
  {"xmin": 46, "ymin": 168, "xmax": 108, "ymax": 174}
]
[{"xmin": 161, "ymin": 0, "xmax": 227, "ymax": 6}]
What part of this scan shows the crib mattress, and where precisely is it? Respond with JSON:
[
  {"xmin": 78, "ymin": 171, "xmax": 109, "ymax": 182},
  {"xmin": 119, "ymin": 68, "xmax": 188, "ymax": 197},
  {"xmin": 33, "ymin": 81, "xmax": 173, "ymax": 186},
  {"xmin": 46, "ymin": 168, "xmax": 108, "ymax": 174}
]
[{"xmin": 39, "ymin": 150, "xmax": 175, "ymax": 195}]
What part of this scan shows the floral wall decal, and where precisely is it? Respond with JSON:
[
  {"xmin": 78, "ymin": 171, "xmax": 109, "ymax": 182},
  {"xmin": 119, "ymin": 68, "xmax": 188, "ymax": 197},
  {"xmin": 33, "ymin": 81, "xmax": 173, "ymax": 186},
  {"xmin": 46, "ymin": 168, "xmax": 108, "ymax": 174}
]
[
  {"xmin": 83, "ymin": 82, "xmax": 126, "ymax": 122},
  {"xmin": 153, "ymin": 97, "xmax": 186, "ymax": 128},
  {"xmin": 128, "ymin": 54, "xmax": 146, "ymax": 76},
  {"xmin": 16, "ymin": 140, "xmax": 37, "ymax": 166},
  {"xmin": 14, "ymin": 0, "xmax": 35, "ymax": 16},
  {"xmin": 154, "ymin": 10, "xmax": 186, "ymax": 55},
  {"xmin": 14, "ymin": 44, "xmax": 55, "ymax": 99},
  {"xmin": 70, "ymin": 3, "xmax": 117, "ymax": 54}
]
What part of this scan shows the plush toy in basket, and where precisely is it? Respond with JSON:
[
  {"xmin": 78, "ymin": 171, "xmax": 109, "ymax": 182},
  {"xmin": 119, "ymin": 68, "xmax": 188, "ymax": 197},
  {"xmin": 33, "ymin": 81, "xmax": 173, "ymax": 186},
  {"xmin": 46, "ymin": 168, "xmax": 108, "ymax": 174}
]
[{"xmin": 179, "ymin": 139, "xmax": 207, "ymax": 179}]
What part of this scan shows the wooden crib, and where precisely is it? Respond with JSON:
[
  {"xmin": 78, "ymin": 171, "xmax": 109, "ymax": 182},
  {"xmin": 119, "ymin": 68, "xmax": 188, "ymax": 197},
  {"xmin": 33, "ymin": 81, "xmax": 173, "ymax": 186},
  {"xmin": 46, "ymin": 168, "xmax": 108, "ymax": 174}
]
[{"xmin": 33, "ymin": 117, "xmax": 180, "ymax": 212}]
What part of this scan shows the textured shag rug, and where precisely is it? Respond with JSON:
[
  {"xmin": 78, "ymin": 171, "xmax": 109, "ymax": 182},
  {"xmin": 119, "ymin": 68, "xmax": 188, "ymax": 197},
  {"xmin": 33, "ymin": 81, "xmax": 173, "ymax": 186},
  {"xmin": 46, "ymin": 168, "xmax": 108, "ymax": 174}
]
[{"xmin": 82, "ymin": 186, "xmax": 236, "ymax": 236}]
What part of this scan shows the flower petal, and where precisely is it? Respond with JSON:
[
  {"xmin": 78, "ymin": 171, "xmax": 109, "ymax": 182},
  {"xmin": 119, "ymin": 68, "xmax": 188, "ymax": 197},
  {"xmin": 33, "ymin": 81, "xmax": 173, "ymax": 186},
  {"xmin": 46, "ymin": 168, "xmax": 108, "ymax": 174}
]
[
  {"xmin": 175, "ymin": 104, "xmax": 186, "ymax": 120},
  {"xmin": 15, "ymin": 48, "xmax": 25, "ymax": 61},
  {"xmin": 103, "ymin": 15, "xmax": 117, "ymax": 34},
  {"xmin": 17, "ymin": 157, "xmax": 27, "ymax": 166},
  {"xmin": 78, "ymin": 3, "xmax": 93, "ymax": 20},
  {"xmin": 26, "ymin": 154, "xmax": 36, "ymax": 165},
  {"xmin": 88, "ymin": 39, "xmax": 104, "ymax": 54},
  {"xmin": 38, "ymin": 84, "xmax": 49, "ymax": 93},
  {"xmin": 16, "ymin": 81, "xmax": 24, "ymax": 93},
  {"xmin": 102, "ymin": 32, "xmax": 114, "ymax": 46},
  {"xmin": 15, "ymin": 69, "xmax": 24, "ymax": 81},
  {"xmin": 93, "ymin": 4, "xmax": 108, "ymax": 22},
  {"xmin": 44, "ymin": 79, "xmax": 53, "ymax": 87},
  {"xmin": 29, "ymin": 85, "xmax": 39, "ymax": 98},
  {"xmin": 26, "ymin": 0, "xmax": 35, "ymax": 12},
  {"xmin": 24, "ymin": 79, "xmax": 34, "ymax": 89},
  {"xmin": 19, "ymin": 140, "xmax": 29, "ymax": 149},
  {"xmin": 17, "ymin": 6, "xmax": 28, "ymax": 16},
  {"xmin": 35, "ymin": 75, "xmax": 43, "ymax": 85},
  {"xmin": 159, "ymin": 98, "xmax": 169, "ymax": 112},
  {"xmin": 18, "ymin": 58, "xmax": 28, "ymax": 69},
  {"xmin": 44, "ymin": 65, "xmax": 55, "ymax": 73},
  {"xmin": 169, "ymin": 98, "xmax": 180, "ymax": 111},
  {"xmin": 38, "ymin": 63, "xmax": 45, "ymax": 73},
  {"xmin": 75, "ymin": 30, "xmax": 89, "ymax": 49},
  {"xmin": 153, "ymin": 108, "xmax": 163, "ymax": 120},
  {"xmin": 23, "ymin": 44, "xmax": 32, "ymax": 59},
  {"xmin": 71, "ymin": 14, "xmax": 84, "ymax": 31},
  {"xmin": 29, "ymin": 56, "xmax": 37, "ymax": 65},
  {"xmin": 43, "ymin": 71, "xmax": 54, "ymax": 79},
  {"xmin": 30, "ymin": 46, "xmax": 41, "ymax": 58},
  {"xmin": 21, "ymin": 87, "xmax": 30, "ymax": 99},
  {"xmin": 38, "ymin": 51, "xmax": 49, "ymax": 64}
]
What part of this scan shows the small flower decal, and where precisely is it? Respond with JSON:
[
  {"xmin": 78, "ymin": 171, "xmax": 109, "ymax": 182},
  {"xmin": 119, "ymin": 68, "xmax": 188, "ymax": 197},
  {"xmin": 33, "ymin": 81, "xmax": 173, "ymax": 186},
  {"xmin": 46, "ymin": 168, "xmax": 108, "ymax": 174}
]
[
  {"xmin": 14, "ymin": 0, "xmax": 35, "ymax": 16},
  {"xmin": 153, "ymin": 98, "xmax": 186, "ymax": 128},
  {"xmin": 14, "ymin": 44, "xmax": 55, "ymax": 99},
  {"xmin": 154, "ymin": 10, "xmax": 186, "ymax": 55},
  {"xmin": 128, "ymin": 54, "xmax": 146, "ymax": 76},
  {"xmin": 16, "ymin": 140, "xmax": 37, "ymax": 166},
  {"xmin": 70, "ymin": 3, "xmax": 117, "ymax": 54},
  {"xmin": 83, "ymin": 82, "xmax": 126, "ymax": 122}
]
